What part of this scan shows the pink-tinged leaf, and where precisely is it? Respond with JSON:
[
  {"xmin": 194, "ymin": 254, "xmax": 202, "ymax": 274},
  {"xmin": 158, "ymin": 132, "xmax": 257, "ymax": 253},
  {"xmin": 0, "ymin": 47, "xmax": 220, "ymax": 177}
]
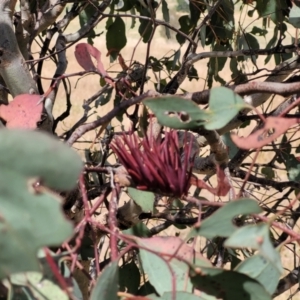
[
  {"xmin": 75, "ymin": 43, "xmax": 107, "ymax": 75},
  {"xmin": 136, "ymin": 236, "xmax": 210, "ymax": 265},
  {"xmin": 0, "ymin": 94, "xmax": 43, "ymax": 129},
  {"xmin": 190, "ymin": 167, "xmax": 230, "ymax": 196},
  {"xmin": 136, "ymin": 237, "xmax": 211, "ymax": 297},
  {"xmin": 231, "ymin": 117, "xmax": 299, "ymax": 149}
]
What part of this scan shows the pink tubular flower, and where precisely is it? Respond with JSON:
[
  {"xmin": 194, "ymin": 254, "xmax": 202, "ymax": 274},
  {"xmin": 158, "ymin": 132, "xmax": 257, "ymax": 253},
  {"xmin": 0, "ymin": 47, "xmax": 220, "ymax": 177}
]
[{"xmin": 110, "ymin": 130, "xmax": 195, "ymax": 197}]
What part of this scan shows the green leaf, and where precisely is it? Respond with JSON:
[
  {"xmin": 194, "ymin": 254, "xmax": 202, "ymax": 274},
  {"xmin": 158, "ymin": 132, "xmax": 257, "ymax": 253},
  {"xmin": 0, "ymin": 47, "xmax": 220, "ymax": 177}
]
[
  {"xmin": 10, "ymin": 253, "xmax": 83, "ymax": 300},
  {"xmin": 116, "ymin": 0, "xmax": 135, "ymax": 11},
  {"xmin": 95, "ymin": 88, "xmax": 113, "ymax": 107},
  {"xmin": 106, "ymin": 17, "xmax": 127, "ymax": 59},
  {"xmin": 187, "ymin": 65, "xmax": 199, "ymax": 81},
  {"xmin": 264, "ymin": 27, "xmax": 278, "ymax": 64},
  {"xmin": 279, "ymin": 140, "xmax": 300, "ymax": 180},
  {"xmin": 149, "ymin": 56, "xmax": 163, "ymax": 72},
  {"xmin": 240, "ymin": 33, "xmax": 259, "ymax": 63},
  {"xmin": 240, "ymin": 119, "xmax": 251, "ymax": 128},
  {"xmin": 205, "ymin": 0, "xmax": 234, "ymax": 46},
  {"xmin": 256, "ymin": 0, "xmax": 287, "ymax": 23},
  {"xmin": 162, "ymin": 0, "xmax": 170, "ymax": 39},
  {"xmin": 90, "ymin": 261, "xmax": 119, "ymax": 300},
  {"xmin": 123, "ymin": 222, "xmax": 151, "ymax": 237},
  {"xmin": 0, "ymin": 130, "xmax": 82, "ymax": 190},
  {"xmin": 148, "ymin": 291, "xmax": 217, "ymax": 300},
  {"xmin": 10, "ymin": 272, "xmax": 69, "ymax": 300},
  {"xmin": 164, "ymin": 53, "xmax": 181, "ymax": 73},
  {"xmin": 137, "ymin": 236, "xmax": 211, "ymax": 295},
  {"xmin": 224, "ymin": 223, "xmax": 283, "ymax": 273},
  {"xmin": 114, "ymin": 95, "xmax": 123, "ymax": 122},
  {"xmin": 189, "ymin": 199, "xmax": 262, "ymax": 239},
  {"xmin": 79, "ymin": 3, "xmax": 96, "ymax": 44},
  {"xmin": 235, "ymin": 254, "xmax": 281, "ymax": 294},
  {"xmin": 289, "ymin": 4, "xmax": 300, "ymax": 28},
  {"xmin": 128, "ymin": 187, "xmax": 155, "ymax": 212},
  {"xmin": 221, "ymin": 132, "xmax": 239, "ymax": 159},
  {"xmin": 229, "ymin": 58, "xmax": 248, "ymax": 85},
  {"xmin": 137, "ymin": 281, "xmax": 157, "ymax": 296},
  {"xmin": 79, "ymin": 235, "xmax": 94, "ymax": 260},
  {"xmin": 130, "ymin": 7, "xmax": 137, "ymax": 28},
  {"xmin": 189, "ymin": 0, "xmax": 204, "ymax": 26},
  {"xmin": 176, "ymin": 15, "xmax": 192, "ymax": 44},
  {"xmin": 261, "ymin": 167, "xmax": 275, "ymax": 179},
  {"xmin": 285, "ymin": 155, "xmax": 300, "ymax": 181},
  {"xmin": 243, "ymin": 33, "xmax": 260, "ymax": 50},
  {"xmin": 199, "ymin": 25, "xmax": 206, "ymax": 48},
  {"xmin": 144, "ymin": 96, "xmax": 207, "ymax": 129},
  {"xmin": 211, "ymin": 44, "xmax": 229, "ymax": 73},
  {"xmin": 119, "ymin": 261, "xmax": 140, "ymax": 294},
  {"xmin": 190, "ymin": 267, "xmax": 271, "ymax": 300},
  {"xmin": 251, "ymin": 26, "xmax": 268, "ymax": 36},
  {"xmin": 278, "ymin": 134, "xmax": 291, "ymax": 160},
  {"xmin": 0, "ymin": 130, "xmax": 81, "ymax": 278},
  {"xmin": 139, "ymin": 18, "xmax": 153, "ymax": 43},
  {"xmin": 205, "ymin": 86, "xmax": 248, "ymax": 130},
  {"xmin": 176, "ymin": 0, "xmax": 189, "ymax": 13}
]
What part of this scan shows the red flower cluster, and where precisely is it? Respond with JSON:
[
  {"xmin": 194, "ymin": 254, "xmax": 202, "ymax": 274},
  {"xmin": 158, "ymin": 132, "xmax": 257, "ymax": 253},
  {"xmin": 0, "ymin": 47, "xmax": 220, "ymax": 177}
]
[{"xmin": 110, "ymin": 131, "xmax": 195, "ymax": 197}]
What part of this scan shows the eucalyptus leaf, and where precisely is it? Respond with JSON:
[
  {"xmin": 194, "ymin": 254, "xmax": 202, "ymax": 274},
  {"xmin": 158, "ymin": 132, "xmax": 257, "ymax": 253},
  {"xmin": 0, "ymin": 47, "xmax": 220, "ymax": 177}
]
[
  {"xmin": 235, "ymin": 254, "xmax": 281, "ymax": 294},
  {"xmin": 289, "ymin": 4, "xmax": 300, "ymax": 28},
  {"xmin": 190, "ymin": 267, "xmax": 271, "ymax": 300},
  {"xmin": 224, "ymin": 223, "xmax": 283, "ymax": 273},
  {"xmin": 106, "ymin": 17, "xmax": 127, "ymax": 60},
  {"xmin": 189, "ymin": 199, "xmax": 262, "ymax": 239},
  {"xmin": 137, "ymin": 236, "xmax": 211, "ymax": 295},
  {"xmin": 205, "ymin": 87, "xmax": 248, "ymax": 130},
  {"xmin": 144, "ymin": 96, "xmax": 207, "ymax": 129},
  {"xmin": 0, "ymin": 130, "xmax": 81, "ymax": 278},
  {"xmin": 90, "ymin": 262, "xmax": 119, "ymax": 300},
  {"xmin": 119, "ymin": 261, "xmax": 140, "ymax": 294},
  {"xmin": 10, "ymin": 272, "xmax": 69, "ymax": 300},
  {"xmin": 128, "ymin": 187, "xmax": 155, "ymax": 212},
  {"xmin": 148, "ymin": 291, "xmax": 216, "ymax": 300}
]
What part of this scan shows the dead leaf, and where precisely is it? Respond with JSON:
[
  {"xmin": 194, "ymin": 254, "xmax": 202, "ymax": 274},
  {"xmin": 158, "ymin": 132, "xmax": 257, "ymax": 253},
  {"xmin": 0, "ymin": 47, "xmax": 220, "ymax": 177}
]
[
  {"xmin": 0, "ymin": 94, "xmax": 43, "ymax": 129},
  {"xmin": 231, "ymin": 117, "xmax": 299, "ymax": 149}
]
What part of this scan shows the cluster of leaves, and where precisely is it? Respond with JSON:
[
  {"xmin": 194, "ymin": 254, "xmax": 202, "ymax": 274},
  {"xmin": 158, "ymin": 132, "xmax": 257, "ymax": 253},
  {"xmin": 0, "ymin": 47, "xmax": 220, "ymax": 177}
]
[{"xmin": 2, "ymin": 0, "xmax": 300, "ymax": 300}]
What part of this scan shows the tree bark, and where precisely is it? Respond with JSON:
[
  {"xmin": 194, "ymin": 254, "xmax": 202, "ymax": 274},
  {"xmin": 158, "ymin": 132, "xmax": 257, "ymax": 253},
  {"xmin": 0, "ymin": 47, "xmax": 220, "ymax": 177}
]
[{"xmin": 0, "ymin": 0, "xmax": 37, "ymax": 96}]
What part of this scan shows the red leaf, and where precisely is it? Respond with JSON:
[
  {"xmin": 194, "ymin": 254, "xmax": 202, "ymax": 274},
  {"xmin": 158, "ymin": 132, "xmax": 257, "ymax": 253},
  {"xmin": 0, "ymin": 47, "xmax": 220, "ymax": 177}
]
[
  {"xmin": 0, "ymin": 94, "xmax": 43, "ymax": 129},
  {"xmin": 231, "ymin": 117, "xmax": 299, "ymax": 149},
  {"xmin": 190, "ymin": 167, "xmax": 230, "ymax": 197},
  {"xmin": 75, "ymin": 43, "xmax": 107, "ymax": 76}
]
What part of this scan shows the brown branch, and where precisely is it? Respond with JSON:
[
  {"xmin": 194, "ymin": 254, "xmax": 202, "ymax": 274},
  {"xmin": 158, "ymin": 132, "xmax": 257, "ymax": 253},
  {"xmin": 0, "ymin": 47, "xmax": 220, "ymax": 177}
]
[
  {"xmin": 232, "ymin": 168, "xmax": 300, "ymax": 191},
  {"xmin": 66, "ymin": 90, "xmax": 160, "ymax": 146},
  {"xmin": 273, "ymin": 268, "xmax": 299, "ymax": 297},
  {"xmin": 31, "ymin": 0, "xmax": 66, "ymax": 39},
  {"xmin": 185, "ymin": 80, "xmax": 300, "ymax": 105}
]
